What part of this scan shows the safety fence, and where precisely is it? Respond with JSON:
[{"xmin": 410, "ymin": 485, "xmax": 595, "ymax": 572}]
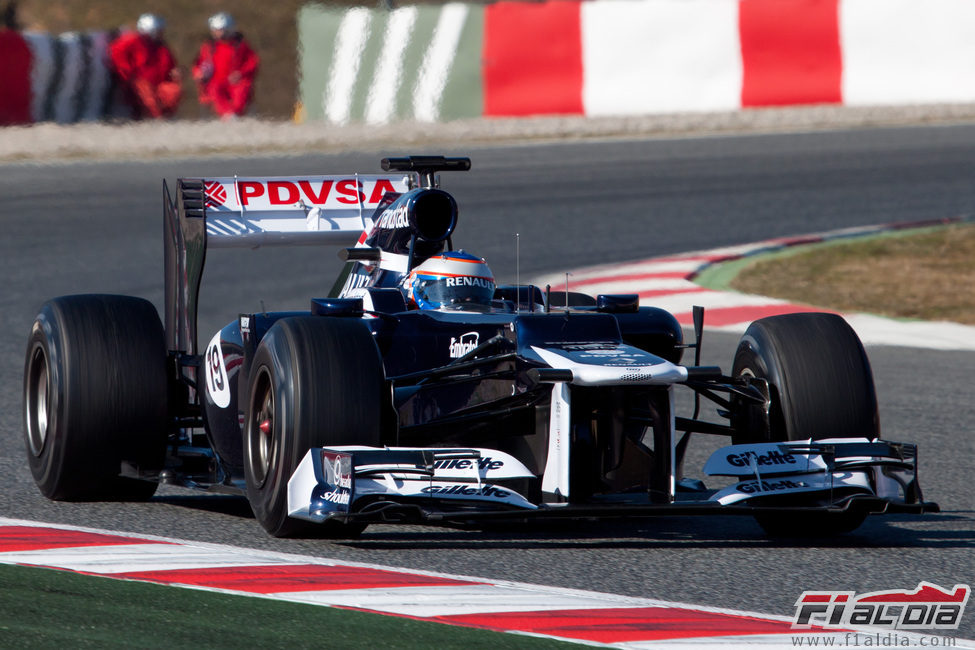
[{"xmin": 298, "ymin": 0, "xmax": 975, "ymax": 124}]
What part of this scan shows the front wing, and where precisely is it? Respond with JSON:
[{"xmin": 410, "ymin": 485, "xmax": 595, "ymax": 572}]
[{"xmin": 286, "ymin": 441, "xmax": 938, "ymax": 528}]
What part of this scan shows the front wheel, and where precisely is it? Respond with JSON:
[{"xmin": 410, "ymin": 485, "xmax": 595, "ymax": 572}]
[
  {"xmin": 243, "ymin": 317, "xmax": 385, "ymax": 537},
  {"xmin": 731, "ymin": 312, "xmax": 878, "ymax": 443},
  {"xmin": 729, "ymin": 312, "xmax": 878, "ymax": 536}
]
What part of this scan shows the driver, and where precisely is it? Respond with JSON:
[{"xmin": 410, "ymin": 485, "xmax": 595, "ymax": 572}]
[{"xmin": 402, "ymin": 251, "xmax": 495, "ymax": 310}]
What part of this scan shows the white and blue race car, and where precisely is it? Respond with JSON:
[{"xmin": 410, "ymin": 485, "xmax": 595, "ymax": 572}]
[{"xmin": 23, "ymin": 155, "xmax": 936, "ymax": 538}]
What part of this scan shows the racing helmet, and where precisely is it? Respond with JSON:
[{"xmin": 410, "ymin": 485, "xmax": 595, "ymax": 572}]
[
  {"xmin": 136, "ymin": 13, "xmax": 165, "ymax": 38},
  {"xmin": 403, "ymin": 251, "xmax": 495, "ymax": 310},
  {"xmin": 208, "ymin": 12, "xmax": 235, "ymax": 33}
]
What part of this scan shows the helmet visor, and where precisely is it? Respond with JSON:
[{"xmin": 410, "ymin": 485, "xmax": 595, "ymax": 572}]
[{"xmin": 413, "ymin": 275, "xmax": 495, "ymax": 308}]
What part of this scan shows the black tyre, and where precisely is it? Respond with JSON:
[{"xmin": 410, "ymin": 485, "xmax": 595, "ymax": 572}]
[
  {"xmin": 243, "ymin": 316, "xmax": 384, "ymax": 538},
  {"xmin": 730, "ymin": 312, "xmax": 878, "ymax": 536},
  {"xmin": 731, "ymin": 312, "xmax": 878, "ymax": 443},
  {"xmin": 24, "ymin": 295, "xmax": 168, "ymax": 501}
]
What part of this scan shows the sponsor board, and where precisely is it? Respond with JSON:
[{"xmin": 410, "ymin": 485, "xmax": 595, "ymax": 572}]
[
  {"xmin": 357, "ymin": 477, "xmax": 536, "ymax": 509},
  {"xmin": 311, "ymin": 451, "xmax": 354, "ymax": 513},
  {"xmin": 448, "ymin": 331, "xmax": 479, "ymax": 358},
  {"xmin": 432, "ymin": 456, "xmax": 503, "ymax": 473},
  {"xmin": 375, "ymin": 204, "xmax": 410, "ymax": 230},
  {"xmin": 201, "ymin": 176, "xmax": 408, "ymax": 211},
  {"xmin": 204, "ymin": 180, "xmax": 227, "ymax": 207},
  {"xmin": 339, "ymin": 267, "xmax": 373, "ymax": 297},
  {"xmin": 553, "ymin": 342, "xmax": 660, "ymax": 367},
  {"xmin": 707, "ymin": 470, "xmax": 876, "ymax": 506},
  {"xmin": 705, "ymin": 442, "xmax": 832, "ymax": 477},
  {"xmin": 445, "ymin": 276, "xmax": 493, "ymax": 290},
  {"xmin": 726, "ymin": 449, "xmax": 798, "ymax": 468},
  {"xmin": 532, "ymin": 345, "xmax": 688, "ymax": 386},
  {"xmin": 239, "ymin": 315, "xmax": 252, "ymax": 342},
  {"xmin": 421, "ymin": 484, "xmax": 510, "ymax": 498}
]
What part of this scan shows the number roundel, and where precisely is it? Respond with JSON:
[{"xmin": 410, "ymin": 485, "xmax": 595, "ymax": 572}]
[{"xmin": 205, "ymin": 332, "xmax": 231, "ymax": 408}]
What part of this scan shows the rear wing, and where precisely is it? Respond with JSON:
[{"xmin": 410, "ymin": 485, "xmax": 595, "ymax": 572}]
[
  {"xmin": 198, "ymin": 175, "xmax": 410, "ymax": 247},
  {"xmin": 163, "ymin": 174, "xmax": 410, "ymax": 355}
]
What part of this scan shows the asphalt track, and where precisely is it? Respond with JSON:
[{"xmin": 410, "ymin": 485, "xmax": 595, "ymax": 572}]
[{"xmin": 1, "ymin": 124, "xmax": 974, "ymax": 639}]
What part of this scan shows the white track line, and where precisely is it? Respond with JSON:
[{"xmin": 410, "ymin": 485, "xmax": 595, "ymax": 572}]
[
  {"xmin": 3, "ymin": 518, "xmax": 971, "ymax": 649},
  {"xmin": 532, "ymin": 222, "xmax": 975, "ymax": 350}
]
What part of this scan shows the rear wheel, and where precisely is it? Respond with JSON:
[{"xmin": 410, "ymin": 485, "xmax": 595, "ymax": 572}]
[
  {"xmin": 243, "ymin": 317, "xmax": 385, "ymax": 538},
  {"xmin": 24, "ymin": 295, "xmax": 168, "ymax": 500},
  {"xmin": 729, "ymin": 312, "xmax": 878, "ymax": 535}
]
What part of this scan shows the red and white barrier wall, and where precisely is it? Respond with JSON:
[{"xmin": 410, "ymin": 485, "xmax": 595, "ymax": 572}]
[
  {"xmin": 489, "ymin": 0, "xmax": 975, "ymax": 117},
  {"xmin": 300, "ymin": 0, "xmax": 975, "ymax": 124},
  {"xmin": 7, "ymin": 0, "xmax": 975, "ymax": 126},
  {"xmin": 0, "ymin": 27, "xmax": 32, "ymax": 124}
]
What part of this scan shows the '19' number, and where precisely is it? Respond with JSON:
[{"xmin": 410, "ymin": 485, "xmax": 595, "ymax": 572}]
[{"xmin": 207, "ymin": 343, "xmax": 224, "ymax": 393}]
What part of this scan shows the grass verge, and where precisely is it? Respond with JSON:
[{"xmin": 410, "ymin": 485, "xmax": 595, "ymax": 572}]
[
  {"xmin": 724, "ymin": 223, "xmax": 975, "ymax": 325},
  {"xmin": 0, "ymin": 563, "xmax": 578, "ymax": 649}
]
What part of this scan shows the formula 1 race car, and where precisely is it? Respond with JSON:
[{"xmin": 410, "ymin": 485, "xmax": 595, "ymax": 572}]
[{"xmin": 23, "ymin": 155, "xmax": 938, "ymax": 538}]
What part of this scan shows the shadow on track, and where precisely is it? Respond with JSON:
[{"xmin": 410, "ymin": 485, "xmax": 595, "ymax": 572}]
[
  {"xmin": 152, "ymin": 493, "xmax": 974, "ymax": 550},
  {"xmin": 154, "ymin": 494, "xmax": 255, "ymax": 519}
]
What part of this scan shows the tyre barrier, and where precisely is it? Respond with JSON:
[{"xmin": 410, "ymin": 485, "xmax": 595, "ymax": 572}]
[
  {"xmin": 3, "ymin": 30, "xmax": 128, "ymax": 125},
  {"xmin": 298, "ymin": 0, "xmax": 975, "ymax": 124}
]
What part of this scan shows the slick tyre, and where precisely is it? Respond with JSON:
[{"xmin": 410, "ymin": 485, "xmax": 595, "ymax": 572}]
[
  {"xmin": 243, "ymin": 317, "xmax": 384, "ymax": 538},
  {"xmin": 729, "ymin": 312, "xmax": 877, "ymax": 536},
  {"xmin": 24, "ymin": 295, "xmax": 168, "ymax": 501},
  {"xmin": 730, "ymin": 312, "xmax": 878, "ymax": 444}
]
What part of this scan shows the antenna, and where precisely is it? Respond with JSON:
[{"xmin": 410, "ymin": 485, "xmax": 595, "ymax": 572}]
[
  {"xmin": 234, "ymin": 174, "xmax": 242, "ymax": 220},
  {"xmin": 515, "ymin": 233, "xmax": 520, "ymax": 313},
  {"xmin": 354, "ymin": 172, "xmax": 366, "ymax": 231},
  {"xmin": 564, "ymin": 272, "xmax": 572, "ymax": 311}
]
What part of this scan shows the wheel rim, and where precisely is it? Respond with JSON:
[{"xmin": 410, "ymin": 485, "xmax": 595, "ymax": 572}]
[
  {"xmin": 26, "ymin": 345, "xmax": 50, "ymax": 457},
  {"xmin": 249, "ymin": 369, "xmax": 274, "ymax": 487}
]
